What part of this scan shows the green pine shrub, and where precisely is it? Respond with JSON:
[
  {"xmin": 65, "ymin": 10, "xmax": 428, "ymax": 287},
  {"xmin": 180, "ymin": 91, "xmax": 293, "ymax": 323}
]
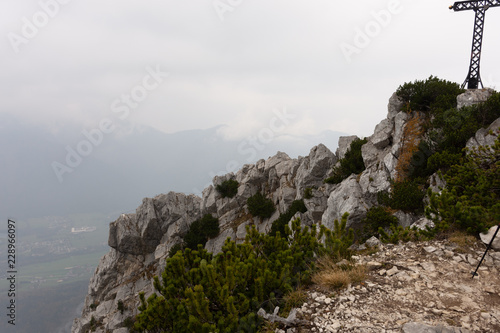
[
  {"xmin": 270, "ymin": 199, "xmax": 307, "ymax": 237},
  {"xmin": 361, "ymin": 206, "xmax": 398, "ymax": 240},
  {"xmin": 312, "ymin": 213, "xmax": 363, "ymax": 291},
  {"xmin": 117, "ymin": 299, "xmax": 125, "ymax": 314},
  {"xmin": 431, "ymin": 106, "xmax": 484, "ymax": 153},
  {"xmin": 431, "ymin": 91, "xmax": 500, "ymax": 146},
  {"xmin": 378, "ymin": 180, "xmax": 425, "ymax": 213},
  {"xmin": 379, "ymin": 225, "xmax": 424, "ymax": 244},
  {"xmin": 168, "ymin": 243, "xmax": 184, "ymax": 258},
  {"xmin": 396, "ymin": 76, "xmax": 463, "ymax": 112},
  {"xmin": 320, "ymin": 212, "xmax": 354, "ymax": 262},
  {"xmin": 247, "ymin": 192, "xmax": 275, "ymax": 219},
  {"xmin": 216, "ymin": 179, "xmax": 239, "ymax": 198},
  {"xmin": 426, "ymin": 150, "xmax": 462, "ymax": 174},
  {"xmin": 476, "ymin": 91, "xmax": 500, "ymax": 126},
  {"xmin": 184, "ymin": 214, "xmax": 220, "ymax": 250},
  {"xmin": 304, "ymin": 187, "xmax": 313, "ymax": 199},
  {"xmin": 123, "ymin": 316, "xmax": 136, "ymax": 331},
  {"xmin": 406, "ymin": 140, "xmax": 433, "ymax": 180},
  {"xmin": 90, "ymin": 316, "xmax": 97, "ymax": 331},
  {"xmin": 394, "ymin": 77, "xmax": 499, "ymax": 239},
  {"xmin": 325, "ymin": 138, "xmax": 367, "ymax": 184},
  {"xmin": 133, "ymin": 218, "xmax": 346, "ymax": 333},
  {"xmin": 426, "ymin": 138, "xmax": 500, "ymax": 235}
]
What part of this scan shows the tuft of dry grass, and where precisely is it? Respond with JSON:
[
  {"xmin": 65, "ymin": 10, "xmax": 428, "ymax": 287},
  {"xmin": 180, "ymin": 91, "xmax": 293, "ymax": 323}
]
[
  {"xmin": 258, "ymin": 321, "xmax": 279, "ymax": 333},
  {"xmin": 283, "ymin": 288, "xmax": 308, "ymax": 313},
  {"xmin": 312, "ymin": 256, "xmax": 367, "ymax": 290},
  {"xmin": 448, "ymin": 230, "xmax": 478, "ymax": 253},
  {"xmin": 349, "ymin": 265, "xmax": 368, "ymax": 284}
]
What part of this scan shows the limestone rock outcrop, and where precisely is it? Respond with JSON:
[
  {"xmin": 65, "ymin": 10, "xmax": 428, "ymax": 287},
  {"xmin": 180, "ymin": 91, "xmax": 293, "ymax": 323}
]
[
  {"xmin": 108, "ymin": 192, "xmax": 202, "ymax": 256},
  {"xmin": 466, "ymin": 116, "xmax": 500, "ymax": 151},
  {"xmin": 480, "ymin": 225, "xmax": 500, "ymax": 251},
  {"xmin": 321, "ymin": 92, "xmax": 413, "ymax": 229},
  {"xmin": 457, "ymin": 88, "xmax": 495, "ymax": 109}
]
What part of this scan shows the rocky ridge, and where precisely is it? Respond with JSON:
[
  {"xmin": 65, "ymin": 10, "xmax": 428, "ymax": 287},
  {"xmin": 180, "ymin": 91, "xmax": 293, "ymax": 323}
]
[{"xmin": 72, "ymin": 89, "xmax": 499, "ymax": 333}]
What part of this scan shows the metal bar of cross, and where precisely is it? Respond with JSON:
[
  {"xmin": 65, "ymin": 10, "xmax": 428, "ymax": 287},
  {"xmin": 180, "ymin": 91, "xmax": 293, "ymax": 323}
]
[{"xmin": 449, "ymin": 1, "xmax": 500, "ymax": 89}]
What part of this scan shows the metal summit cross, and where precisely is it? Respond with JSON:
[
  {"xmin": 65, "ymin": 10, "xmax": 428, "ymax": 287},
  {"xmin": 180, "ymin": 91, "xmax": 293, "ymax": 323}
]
[{"xmin": 449, "ymin": 1, "xmax": 500, "ymax": 89}]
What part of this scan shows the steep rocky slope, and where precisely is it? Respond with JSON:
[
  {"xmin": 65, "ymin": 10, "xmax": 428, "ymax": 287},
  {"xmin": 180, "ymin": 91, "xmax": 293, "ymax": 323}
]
[{"xmin": 72, "ymin": 89, "xmax": 498, "ymax": 333}]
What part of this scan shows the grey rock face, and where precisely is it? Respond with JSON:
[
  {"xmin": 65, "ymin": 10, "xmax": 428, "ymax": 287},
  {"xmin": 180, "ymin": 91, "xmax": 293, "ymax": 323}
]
[
  {"xmin": 303, "ymin": 187, "xmax": 330, "ymax": 224},
  {"xmin": 73, "ymin": 142, "xmax": 342, "ymax": 333},
  {"xmin": 108, "ymin": 192, "xmax": 201, "ymax": 255},
  {"xmin": 393, "ymin": 111, "xmax": 410, "ymax": 145},
  {"xmin": 371, "ymin": 118, "xmax": 394, "ymax": 149},
  {"xmin": 358, "ymin": 165, "xmax": 391, "ymax": 195},
  {"xmin": 428, "ymin": 172, "xmax": 446, "ymax": 194},
  {"xmin": 295, "ymin": 144, "xmax": 336, "ymax": 195},
  {"xmin": 411, "ymin": 217, "xmax": 435, "ymax": 230},
  {"xmin": 320, "ymin": 93, "xmax": 432, "ymax": 232},
  {"xmin": 365, "ymin": 236, "xmax": 381, "ymax": 248},
  {"xmin": 72, "ymin": 248, "xmax": 157, "ymax": 333},
  {"xmin": 336, "ymin": 135, "xmax": 359, "ymax": 160},
  {"xmin": 387, "ymin": 91, "xmax": 405, "ymax": 119},
  {"xmin": 466, "ymin": 117, "xmax": 500, "ymax": 151},
  {"xmin": 361, "ymin": 141, "xmax": 382, "ymax": 168},
  {"xmin": 321, "ymin": 175, "xmax": 371, "ymax": 230},
  {"xmin": 457, "ymin": 88, "xmax": 494, "ymax": 109},
  {"xmin": 393, "ymin": 211, "xmax": 417, "ymax": 228}
]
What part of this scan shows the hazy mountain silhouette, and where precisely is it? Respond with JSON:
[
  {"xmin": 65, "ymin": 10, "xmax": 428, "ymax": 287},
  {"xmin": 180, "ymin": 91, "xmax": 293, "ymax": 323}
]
[{"xmin": 0, "ymin": 114, "xmax": 346, "ymax": 219}]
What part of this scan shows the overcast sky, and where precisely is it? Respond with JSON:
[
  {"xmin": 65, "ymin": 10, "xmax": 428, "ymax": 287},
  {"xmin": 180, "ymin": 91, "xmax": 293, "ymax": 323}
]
[{"xmin": 2, "ymin": 0, "xmax": 500, "ymax": 140}]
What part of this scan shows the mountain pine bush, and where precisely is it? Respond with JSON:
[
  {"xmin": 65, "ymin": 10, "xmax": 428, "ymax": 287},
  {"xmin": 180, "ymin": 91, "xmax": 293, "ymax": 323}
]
[
  {"xmin": 134, "ymin": 218, "xmax": 355, "ymax": 332},
  {"xmin": 377, "ymin": 179, "xmax": 425, "ymax": 213},
  {"xmin": 320, "ymin": 213, "xmax": 355, "ymax": 262},
  {"xmin": 247, "ymin": 192, "xmax": 275, "ymax": 219},
  {"xmin": 361, "ymin": 206, "xmax": 398, "ymax": 240},
  {"xmin": 396, "ymin": 76, "xmax": 463, "ymax": 112},
  {"xmin": 325, "ymin": 138, "xmax": 367, "ymax": 184},
  {"xmin": 183, "ymin": 214, "xmax": 220, "ymax": 250},
  {"xmin": 426, "ymin": 137, "xmax": 500, "ymax": 235},
  {"xmin": 216, "ymin": 179, "xmax": 239, "ymax": 198},
  {"xmin": 270, "ymin": 199, "xmax": 307, "ymax": 237}
]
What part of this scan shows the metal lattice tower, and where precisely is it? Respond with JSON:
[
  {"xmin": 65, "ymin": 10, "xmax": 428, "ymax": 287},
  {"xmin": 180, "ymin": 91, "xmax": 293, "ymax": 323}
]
[{"xmin": 450, "ymin": 1, "xmax": 500, "ymax": 89}]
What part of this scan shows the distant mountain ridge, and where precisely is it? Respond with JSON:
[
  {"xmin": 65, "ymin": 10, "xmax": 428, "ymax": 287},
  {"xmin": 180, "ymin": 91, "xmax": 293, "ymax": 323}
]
[{"xmin": 0, "ymin": 115, "xmax": 346, "ymax": 219}]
